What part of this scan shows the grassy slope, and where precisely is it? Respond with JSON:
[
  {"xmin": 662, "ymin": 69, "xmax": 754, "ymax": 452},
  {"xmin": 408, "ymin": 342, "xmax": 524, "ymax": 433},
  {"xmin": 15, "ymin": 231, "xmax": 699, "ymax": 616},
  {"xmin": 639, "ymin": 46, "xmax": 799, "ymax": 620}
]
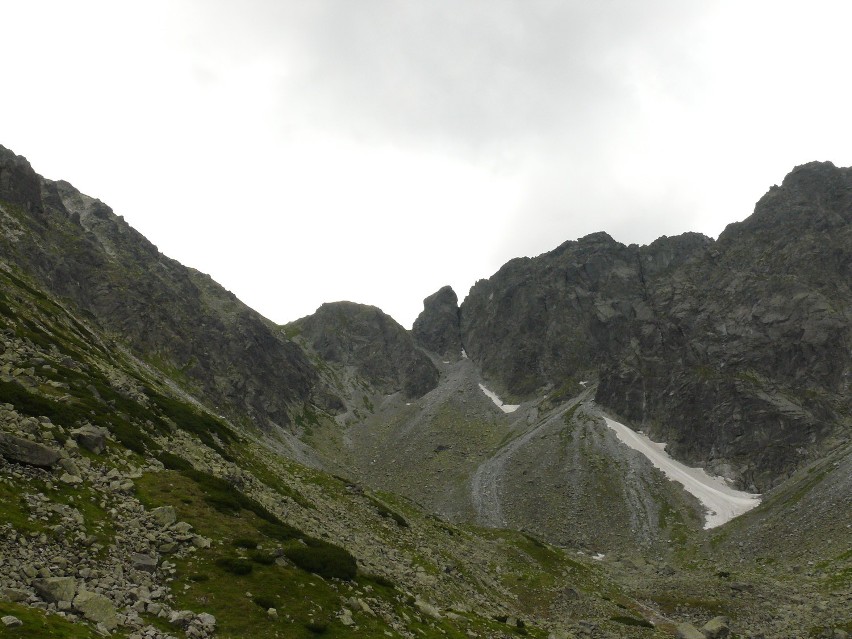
[{"xmin": 0, "ymin": 265, "xmax": 654, "ymax": 638}]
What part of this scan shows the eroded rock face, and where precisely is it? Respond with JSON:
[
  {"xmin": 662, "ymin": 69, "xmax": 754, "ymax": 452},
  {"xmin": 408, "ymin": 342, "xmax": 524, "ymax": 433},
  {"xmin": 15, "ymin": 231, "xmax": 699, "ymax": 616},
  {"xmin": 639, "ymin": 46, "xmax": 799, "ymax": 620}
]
[
  {"xmin": 293, "ymin": 302, "xmax": 439, "ymax": 399},
  {"xmin": 459, "ymin": 162, "xmax": 852, "ymax": 489},
  {"xmin": 412, "ymin": 286, "xmax": 462, "ymax": 359}
]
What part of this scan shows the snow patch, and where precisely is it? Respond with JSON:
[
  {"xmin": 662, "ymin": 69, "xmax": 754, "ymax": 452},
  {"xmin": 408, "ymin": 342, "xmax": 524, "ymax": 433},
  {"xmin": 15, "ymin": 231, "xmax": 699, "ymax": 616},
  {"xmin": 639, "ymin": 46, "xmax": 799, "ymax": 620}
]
[
  {"xmin": 478, "ymin": 384, "xmax": 520, "ymax": 413},
  {"xmin": 602, "ymin": 417, "xmax": 761, "ymax": 529},
  {"xmin": 461, "ymin": 349, "xmax": 468, "ymax": 359},
  {"xmin": 592, "ymin": 553, "xmax": 605, "ymax": 561}
]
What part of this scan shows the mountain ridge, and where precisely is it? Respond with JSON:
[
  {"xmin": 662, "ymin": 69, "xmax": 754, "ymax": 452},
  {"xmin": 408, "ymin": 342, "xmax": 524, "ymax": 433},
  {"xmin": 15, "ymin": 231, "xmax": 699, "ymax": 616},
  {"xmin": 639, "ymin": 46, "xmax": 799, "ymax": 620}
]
[{"xmin": 0, "ymin": 143, "xmax": 850, "ymax": 638}]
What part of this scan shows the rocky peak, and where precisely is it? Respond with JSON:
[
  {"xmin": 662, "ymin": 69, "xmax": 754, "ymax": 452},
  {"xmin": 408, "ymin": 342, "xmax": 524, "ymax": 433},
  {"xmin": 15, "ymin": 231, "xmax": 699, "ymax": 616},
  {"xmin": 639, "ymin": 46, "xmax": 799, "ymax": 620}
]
[
  {"xmin": 0, "ymin": 145, "xmax": 42, "ymax": 214},
  {"xmin": 411, "ymin": 285, "xmax": 462, "ymax": 359},
  {"xmin": 293, "ymin": 302, "xmax": 439, "ymax": 399}
]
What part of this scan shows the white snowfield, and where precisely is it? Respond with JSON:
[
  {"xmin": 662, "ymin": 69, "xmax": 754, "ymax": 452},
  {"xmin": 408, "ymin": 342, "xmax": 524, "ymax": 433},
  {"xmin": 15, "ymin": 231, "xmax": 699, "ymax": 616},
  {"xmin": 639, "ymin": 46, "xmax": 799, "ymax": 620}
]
[
  {"xmin": 478, "ymin": 384, "xmax": 520, "ymax": 413},
  {"xmin": 603, "ymin": 417, "xmax": 761, "ymax": 529}
]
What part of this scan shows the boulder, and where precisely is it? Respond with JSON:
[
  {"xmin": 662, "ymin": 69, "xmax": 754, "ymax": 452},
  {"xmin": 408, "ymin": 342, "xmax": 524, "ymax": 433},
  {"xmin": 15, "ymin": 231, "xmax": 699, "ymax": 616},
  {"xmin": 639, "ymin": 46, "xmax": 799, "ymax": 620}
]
[
  {"xmin": 1, "ymin": 615, "xmax": 22, "ymax": 628},
  {"xmin": 150, "ymin": 505, "xmax": 177, "ymax": 527},
  {"xmin": 168, "ymin": 609, "xmax": 195, "ymax": 628},
  {"xmin": 31, "ymin": 576, "xmax": 76, "ymax": 604},
  {"xmin": 414, "ymin": 597, "xmax": 442, "ymax": 619},
  {"xmin": 0, "ymin": 433, "xmax": 60, "ymax": 468},
  {"xmin": 197, "ymin": 612, "xmax": 216, "ymax": 629},
  {"xmin": 70, "ymin": 425, "xmax": 107, "ymax": 454},
  {"xmin": 73, "ymin": 590, "xmax": 118, "ymax": 630},
  {"xmin": 58, "ymin": 457, "xmax": 81, "ymax": 477},
  {"xmin": 0, "ymin": 587, "xmax": 29, "ymax": 602},
  {"xmin": 131, "ymin": 553, "xmax": 158, "ymax": 573},
  {"xmin": 702, "ymin": 616, "xmax": 731, "ymax": 639},
  {"xmin": 675, "ymin": 623, "xmax": 706, "ymax": 639}
]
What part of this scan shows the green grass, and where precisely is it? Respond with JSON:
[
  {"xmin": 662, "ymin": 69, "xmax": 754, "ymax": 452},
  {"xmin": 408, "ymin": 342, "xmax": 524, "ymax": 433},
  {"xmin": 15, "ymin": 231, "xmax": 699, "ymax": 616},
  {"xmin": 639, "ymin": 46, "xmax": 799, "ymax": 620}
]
[
  {"xmin": 0, "ymin": 601, "xmax": 111, "ymax": 639},
  {"xmin": 284, "ymin": 541, "xmax": 357, "ymax": 581},
  {"xmin": 610, "ymin": 615, "xmax": 654, "ymax": 628}
]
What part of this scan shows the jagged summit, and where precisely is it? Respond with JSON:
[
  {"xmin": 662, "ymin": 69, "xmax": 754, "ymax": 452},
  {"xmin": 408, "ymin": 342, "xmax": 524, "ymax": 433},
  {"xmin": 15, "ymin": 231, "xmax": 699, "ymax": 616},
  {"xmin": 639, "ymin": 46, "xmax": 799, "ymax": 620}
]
[{"xmin": 411, "ymin": 285, "xmax": 462, "ymax": 360}]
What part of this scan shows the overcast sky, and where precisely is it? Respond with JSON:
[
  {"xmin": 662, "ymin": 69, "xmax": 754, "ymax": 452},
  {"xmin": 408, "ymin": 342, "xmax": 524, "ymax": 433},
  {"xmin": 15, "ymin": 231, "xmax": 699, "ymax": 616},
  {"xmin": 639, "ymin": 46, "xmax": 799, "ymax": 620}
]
[{"xmin": 3, "ymin": 1, "xmax": 852, "ymax": 328}]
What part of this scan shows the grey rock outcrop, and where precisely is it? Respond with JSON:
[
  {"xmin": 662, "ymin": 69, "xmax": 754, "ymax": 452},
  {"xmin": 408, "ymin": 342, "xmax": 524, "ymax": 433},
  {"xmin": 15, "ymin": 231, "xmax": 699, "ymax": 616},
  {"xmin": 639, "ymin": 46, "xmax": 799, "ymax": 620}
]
[
  {"xmin": 675, "ymin": 622, "xmax": 706, "ymax": 639},
  {"xmin": 70, "ymin": 425, "xmax": 107, "ymax": 454},
  {"xmin": 73, "ymin": 590, "xmax": 118, "ymax": 630},
  {"xmin": 131, "ymin": 553, "xmax": 159, "ymax": 573},
  {"xmin": 31, "ymin": 576, "xmax": 76, "ymax": 604},
  {"xmin": 1, "ymin": 615, "xmax": 22, "ymax": 628},
  {"xmin": 0, "ymin": 433, "xmax": 60, "ymax": 468},
  {"xmin": 412, "ymin": 286, "xmax": 462, "ymax": 359}
]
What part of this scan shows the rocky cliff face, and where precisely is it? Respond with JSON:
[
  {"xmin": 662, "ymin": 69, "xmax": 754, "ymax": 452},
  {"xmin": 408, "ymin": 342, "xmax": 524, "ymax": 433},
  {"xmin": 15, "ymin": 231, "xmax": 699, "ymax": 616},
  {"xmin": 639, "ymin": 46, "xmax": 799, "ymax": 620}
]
[
  {"xmin": 292, "ymin": 301, "xmax": 439, "ymax": 399},
  {"xmin": 0, "ymin": 145, "xmax": 318, "ymax": 429},
  {"xmin": 459, "ymin": 163, "xmax": 851, "ymax": 489}
]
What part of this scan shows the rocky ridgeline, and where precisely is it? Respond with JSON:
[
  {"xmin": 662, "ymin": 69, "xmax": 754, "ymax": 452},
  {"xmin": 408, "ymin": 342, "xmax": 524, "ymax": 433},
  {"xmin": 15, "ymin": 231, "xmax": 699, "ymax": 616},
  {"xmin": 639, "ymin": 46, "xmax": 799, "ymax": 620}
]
[
  {"xmin": 0, "ymin": 404, "xmax": 217, "ymax": 638},
  {"xmin": 0, "ymin": 144, "xmax": 318, "ymax": 432},
  {"xmin": 446, "ymin": 162, "xmax": 852, "ymax": 490}
]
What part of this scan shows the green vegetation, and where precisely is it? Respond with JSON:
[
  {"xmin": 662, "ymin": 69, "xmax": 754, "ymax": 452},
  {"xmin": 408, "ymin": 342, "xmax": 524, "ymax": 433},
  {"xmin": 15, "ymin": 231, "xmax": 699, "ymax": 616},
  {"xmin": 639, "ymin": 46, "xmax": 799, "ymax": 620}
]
[
  {"xmin": 216, "ymin": 557, "xmax": 254, "ymax": 576},
  {"xmin": 368, "ymin": 495, "xmax": 409, "ymax": 527},
  {"xmin": 610, "ymin": 615, "xmax": 654, "ymax": 628},
  {"xmin": 283, "ymin": 541, "xmax": 357, "ymax": 581},
  {"xmin": 0, "ymin": 601, "xmax": 107, "ymax": 638}
]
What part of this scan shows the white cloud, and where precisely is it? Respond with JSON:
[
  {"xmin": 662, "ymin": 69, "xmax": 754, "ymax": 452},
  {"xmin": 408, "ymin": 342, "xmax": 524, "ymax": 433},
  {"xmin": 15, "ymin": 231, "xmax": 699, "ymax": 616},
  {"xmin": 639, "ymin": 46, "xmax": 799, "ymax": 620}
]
[{"xmin": 2, "ymin": 0, "xmax": 852, "ymax": 328}]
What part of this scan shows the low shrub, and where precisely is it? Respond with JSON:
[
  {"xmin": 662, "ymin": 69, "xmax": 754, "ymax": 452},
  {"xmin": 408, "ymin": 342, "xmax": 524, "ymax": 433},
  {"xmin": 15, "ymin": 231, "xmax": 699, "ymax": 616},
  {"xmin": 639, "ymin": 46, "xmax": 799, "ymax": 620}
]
[
  {"xmin": 259, "ymin": 521, "xmax": 302, "ymax": 542},
  {"xmin": 215, "ymin": 557, "xmax": 253, "ymax": 576},
  {"xmin": 159, "ymin": 452, "xmax": 193, "ymax": 472},
  {"xmin": 284, "ymin": 542, "xmax": 357, "ymax": 581},
  {"xmin": 232, "ymin": 537, "xmax": 259, "ymax": 549},
  {"xmin": 252, "ymin": 595, "xmax": 276, "ymax": 610},
  {"xmin": 365, "ymin": 573, "xmax": 395, "ymax": 589},
  {"xmin": 305, "ymin": 621, "xmax": 328, "ymax": 635},
  {"xmin": 249, "ymin": 551, "xmax": 275, "ymax": 565},
  {"xmin": 610, "ymin": 615, "xmax": 654, "ymax": 628}
]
